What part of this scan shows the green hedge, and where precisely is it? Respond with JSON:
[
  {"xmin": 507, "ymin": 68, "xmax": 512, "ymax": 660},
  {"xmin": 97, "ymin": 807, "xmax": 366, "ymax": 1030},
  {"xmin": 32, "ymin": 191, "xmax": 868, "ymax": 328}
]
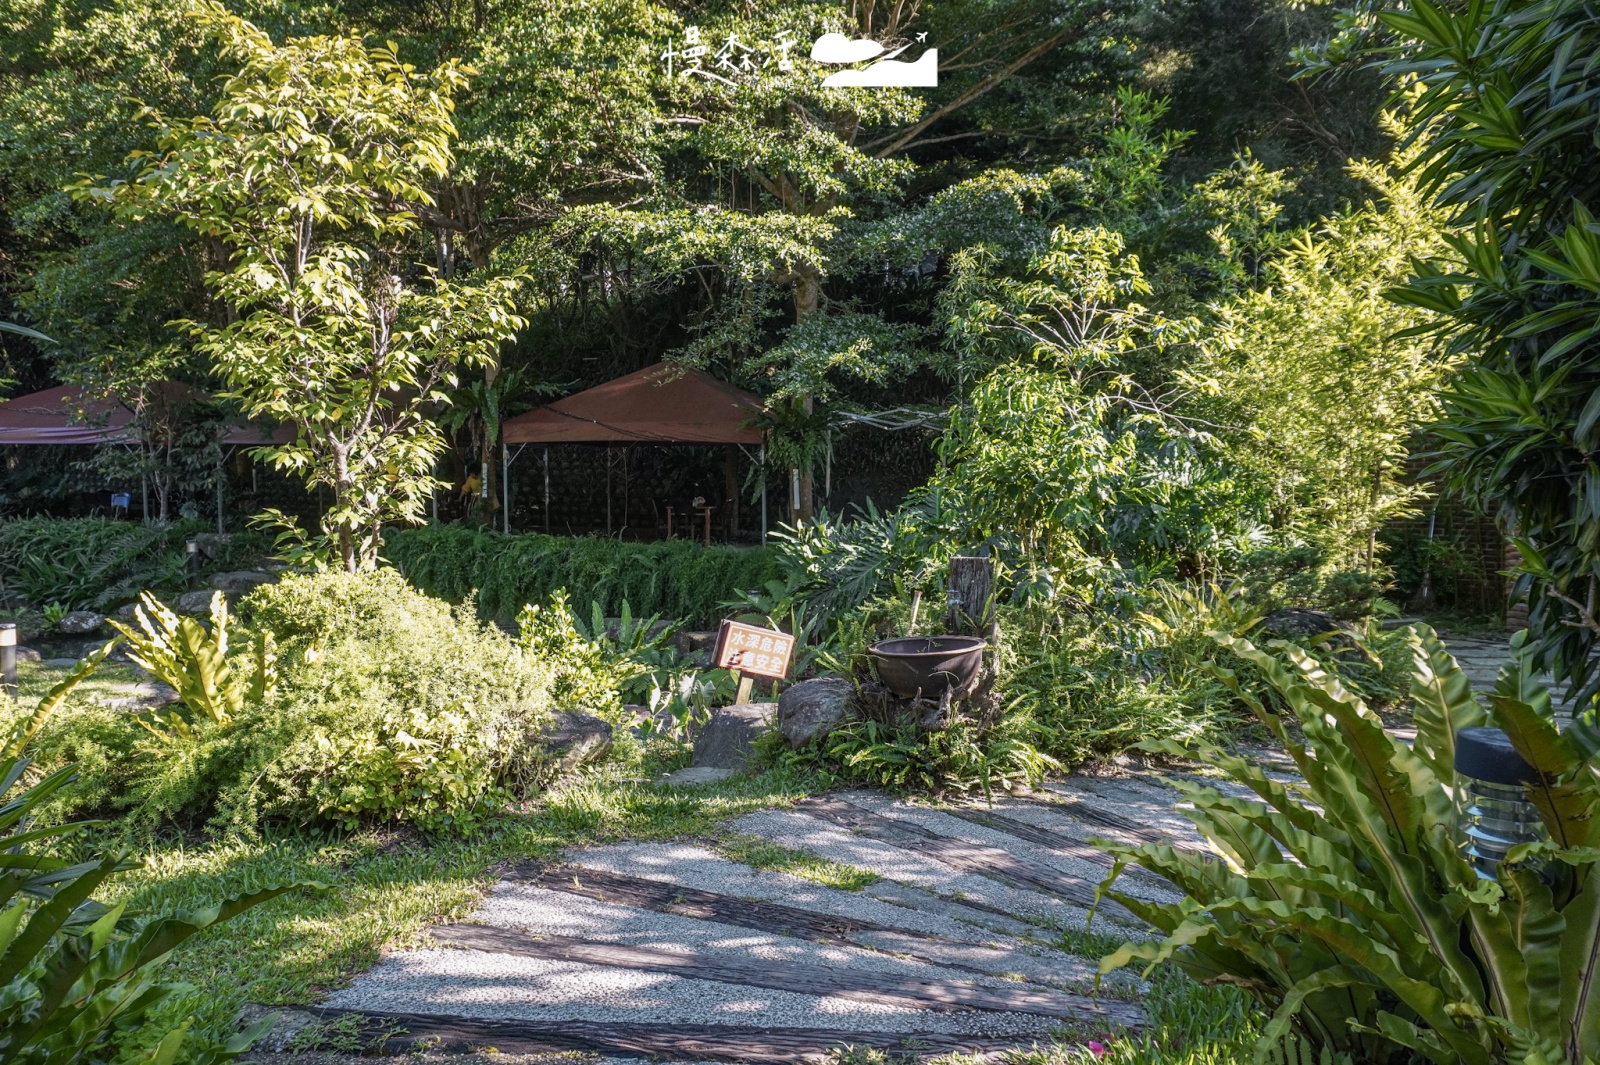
[
  {"xmin": 0, "ymin": 516, "xmax": 192, "ymax": 610},
  {"xmin": 383, "ymin": 525, "xmax": 781, "ymax": 629}
]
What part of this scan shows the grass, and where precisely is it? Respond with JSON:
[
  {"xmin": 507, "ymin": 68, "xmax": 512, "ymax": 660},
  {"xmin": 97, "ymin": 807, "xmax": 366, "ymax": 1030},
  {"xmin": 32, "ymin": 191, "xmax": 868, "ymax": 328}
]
[
  {"xmin": 714, "ymin": 832, "xmax": 882, "ymax": 890},
  {"xmin": 90, "ymin": 757, "xmax": 830, "ymax": 1039},
  {"xmin": 13, "ymin": 655, "xmax": 147, "ymax": 703}
]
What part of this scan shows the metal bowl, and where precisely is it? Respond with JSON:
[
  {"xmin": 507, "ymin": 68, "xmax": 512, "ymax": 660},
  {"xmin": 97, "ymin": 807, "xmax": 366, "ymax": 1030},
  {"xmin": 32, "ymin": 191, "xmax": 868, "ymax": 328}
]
[{"xmin": 867, "ymin": 635, "xmax": 987, "ymax": 699}]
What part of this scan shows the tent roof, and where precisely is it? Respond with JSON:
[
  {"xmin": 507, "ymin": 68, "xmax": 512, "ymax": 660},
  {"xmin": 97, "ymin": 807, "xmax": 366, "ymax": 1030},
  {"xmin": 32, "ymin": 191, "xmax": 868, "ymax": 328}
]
[
  {"xmin": 0, "ymin": 384, "xmax": 287, "ymax": 446},
  {"xmin": 502, "ymin": 363, "xmax": 765, "ymax": 445}
]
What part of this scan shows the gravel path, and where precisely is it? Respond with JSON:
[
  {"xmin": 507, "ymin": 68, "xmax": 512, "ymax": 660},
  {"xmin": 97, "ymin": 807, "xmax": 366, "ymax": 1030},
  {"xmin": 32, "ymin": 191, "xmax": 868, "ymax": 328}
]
[
  {"xmin": 297, "ymin": 631, "xmax": 1543, "ymax": 1064},
  {"xmin": 305, "ymin": 781, "xmax": 1213, "ymax": 1063}
]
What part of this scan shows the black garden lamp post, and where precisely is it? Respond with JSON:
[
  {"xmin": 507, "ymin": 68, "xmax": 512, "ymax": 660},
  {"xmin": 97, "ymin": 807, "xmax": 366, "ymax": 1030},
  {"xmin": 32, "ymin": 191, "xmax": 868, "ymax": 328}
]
[{"xmin": 1455, "ymin": 726, "xmax": 1550, "ymax": 879}]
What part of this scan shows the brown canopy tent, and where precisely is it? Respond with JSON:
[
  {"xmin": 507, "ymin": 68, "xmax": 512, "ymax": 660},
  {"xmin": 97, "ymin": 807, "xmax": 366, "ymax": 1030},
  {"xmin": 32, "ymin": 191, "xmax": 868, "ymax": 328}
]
[
  {"xmin": 500, "ymin": 363, "xmax": 769, "ymax": 540},
  {"xmin": 0, "ymin": 383, "xmax": 290, "ymax": 527},
  {"xmin": 0, "ymin": 383, "xmax": 286, "ymax": 446}
]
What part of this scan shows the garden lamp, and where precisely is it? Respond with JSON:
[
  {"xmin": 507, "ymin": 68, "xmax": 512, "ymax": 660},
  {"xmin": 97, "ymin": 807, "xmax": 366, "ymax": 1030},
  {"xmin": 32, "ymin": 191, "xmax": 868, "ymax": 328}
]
[{"xmin": 1455, "ymin": 726, "xmax": 1550, "ymax": 879}]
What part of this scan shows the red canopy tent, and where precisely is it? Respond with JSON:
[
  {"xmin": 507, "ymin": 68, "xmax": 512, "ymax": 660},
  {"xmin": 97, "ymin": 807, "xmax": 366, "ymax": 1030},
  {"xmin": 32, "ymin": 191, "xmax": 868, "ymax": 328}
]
[
  {"xmin": 0, "ymin": 384, "xmax": 285, "ymax": 446},
  {"xmin": 0, "ymin": 383, "xmax": 289, "ymax": 526},
  {"xmin": 502, "ymin": 363, "xmax": 764, "ymax": 445},
  {"xmin": 500, "ymin": 363, "xmax": 768, "ymax": 539}
]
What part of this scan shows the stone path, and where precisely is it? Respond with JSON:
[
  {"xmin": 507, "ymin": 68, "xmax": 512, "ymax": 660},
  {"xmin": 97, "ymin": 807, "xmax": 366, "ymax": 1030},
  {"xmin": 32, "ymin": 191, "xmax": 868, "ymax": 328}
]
[
  {"xmin": 257, "ymin": 630, "xmax": 1558, "ymax": 1064},
  {"xmin": 269, "ymin": 781, "xmax": 1205, "ymax": 1064}
]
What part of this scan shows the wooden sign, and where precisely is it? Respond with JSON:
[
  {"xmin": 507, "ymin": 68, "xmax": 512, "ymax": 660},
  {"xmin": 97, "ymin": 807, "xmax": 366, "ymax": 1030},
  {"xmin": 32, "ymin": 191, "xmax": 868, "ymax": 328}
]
[{"xmin": 714, "ymin": 619, "xmax": 794, "ymax": 680}]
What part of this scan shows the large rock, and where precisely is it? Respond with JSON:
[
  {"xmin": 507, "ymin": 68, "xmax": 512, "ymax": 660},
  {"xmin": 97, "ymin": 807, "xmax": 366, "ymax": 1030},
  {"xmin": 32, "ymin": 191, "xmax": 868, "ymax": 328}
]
[
  {"xmin": 777, "ymin": 675, "xmax": 853, "ymax": 749},
  {"xmin": 1261, "ymin": 608, "xmax": 1347, "ymax": 639},
  {"xmin": 57, "ymin": 610, "xmax": 105, "ymax": 635},
  {"xmin": 534, "ymin": 711, "xmax": 614, "ymax": 774},
  {"xmin": 210, "ymin": 570, "xmax": 275, "ymax": 595},
  {"xmin": 173, "ymin": 589, "xmax": 222, "ymax": 615},
  {"xmin": 191, "ymin": 532, "xmax": 233, "ymax": 560},
  {"xmin": 691, "ymin": 703, "xmax": 771, "ymax": 771}
]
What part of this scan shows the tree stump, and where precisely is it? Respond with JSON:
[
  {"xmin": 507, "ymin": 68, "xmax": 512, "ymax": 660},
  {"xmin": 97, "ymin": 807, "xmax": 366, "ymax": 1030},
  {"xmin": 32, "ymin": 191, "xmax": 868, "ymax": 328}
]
[{"xmin": 945, "ymin": 556, "xmax": 995, "ymax": 636}]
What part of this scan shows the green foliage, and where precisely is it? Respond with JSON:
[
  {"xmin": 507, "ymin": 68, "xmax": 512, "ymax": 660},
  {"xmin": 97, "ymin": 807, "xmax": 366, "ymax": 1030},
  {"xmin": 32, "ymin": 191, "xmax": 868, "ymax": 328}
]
[
  {"xmin": 87, "ymin": 3, "xmax": 524, "ymax": 571},
  {"xmin": 0, "ymin": 644, "xmax": 314, "ymax": 1065},
  {"xmin": 110, "ymin": 591, "xmax": 276, "ymax": 734},
  {"xmin": 22, "ymin": 571, "xmax": 563, "ymax": 834},
  {"xmin": 1232, "ymin": 546, "xmax": 1390, "ymax": 621},
  {"xmin": 1378, "ymin": 0, "xmax": 1600, "ymax": 705},
  {"xmin": 797, "ymin": 713, "xmax": 1060, "ymax": 798},
  {"xmin": 1183, "ymin": 118, "xmax": 1452, "ymax": 565},
  {"xmin": 0, "ymin": 518, "xmax": 188, "ymax": 612},
  {"xmin": 385, "ymin": 524, "xmax": 781, "ymax": 629},
  {"xmin": 1098, "ymin": 624, "xmax": 1600, "ymax": 1065}
]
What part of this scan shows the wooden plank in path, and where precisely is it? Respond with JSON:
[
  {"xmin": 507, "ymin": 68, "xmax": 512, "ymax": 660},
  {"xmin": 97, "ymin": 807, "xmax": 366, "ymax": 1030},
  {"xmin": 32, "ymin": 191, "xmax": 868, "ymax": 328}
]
[
  {"xmin": 297, "ymin": 1006, "xmax": 1027, "ymax": 1063},
  {"xmin": 940, "ymin": 805, "xmax": 1175, "ymax": 892},
  {"xmin": 1025, "ymin": 790, "xmax": 1200, "ymax": 851},
  {"xmin": 428, "ymin": 923, "xmax": 1143, "ymax": 1027},
  {"xmin": 507, "ymin": 862, "xmax": 902, "ymax": 944},
  {"xmin": 791, "ymin": 796, "xmax": 1120, "ymax": 913}
]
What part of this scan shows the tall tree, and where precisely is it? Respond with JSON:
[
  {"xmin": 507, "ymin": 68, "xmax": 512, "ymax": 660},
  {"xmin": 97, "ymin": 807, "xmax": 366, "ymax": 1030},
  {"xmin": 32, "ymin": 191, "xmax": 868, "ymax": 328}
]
[{"xmin": 87, "ymin": 2, "xmax": 523, "ymax": 570}]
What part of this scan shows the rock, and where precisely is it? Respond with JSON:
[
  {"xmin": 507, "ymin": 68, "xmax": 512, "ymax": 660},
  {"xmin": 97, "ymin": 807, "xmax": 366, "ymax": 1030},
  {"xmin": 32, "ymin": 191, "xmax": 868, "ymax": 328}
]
[
  {"xmin": 660, "ymin": 766, "xmax": 735, "ymax": 787},
  {"xmin": 173, "ymin": 589, "xmax": 222, "ymax": 615},
  {"xmin": 191, "ymin": 532, "xmax": 233, "ymax": 560},
  {"xmin": 209, "ymin": 570, "xmax": 275, "ymax": 595},
  {"xmin": 113, "ymin": 603, "xmax": 141, "ymax": 621},
  {"xmin": 534, "ymin": 711, "xmax": 614, "ymax": 774},
  {"xmin": 56, "ymin": 610, "xmax": 105, "ymax": 635},
  {"xmin": 1260, "ymin": 608, "xmax": 1347, "ymax": 639},
  {"xmin": 42, "ymin": 658, "xmax": 78, "ymax": 669},
  {"xmin": 777, "ymin": 675, "xmax": 853, "ymax": 749},
  {"xmin": 671, "ymin": 630, "xmax": 720, "ymax": 655},
  {"xmin": 102, "ymin": 680, "xmax": 180, "ymax": 712},
  {"xmin": 690, "ymin": 703, "xmax": 771, "ymax": 771},
  {"xmin": 13, "ymin": 647, "xmax": 40, "ymax": 663}
]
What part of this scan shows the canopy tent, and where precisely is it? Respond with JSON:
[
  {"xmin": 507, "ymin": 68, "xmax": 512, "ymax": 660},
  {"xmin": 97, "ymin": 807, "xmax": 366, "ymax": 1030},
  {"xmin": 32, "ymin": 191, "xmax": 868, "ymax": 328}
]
[
  {"xmin": 501, "ymin": 363, "xmax": 764, "ymax": 445},
  {"xmin": 0, "ymin": 383, "xmax": 289, "ymax": 529},
  {"xmin": 499, "ymin": 363, "xmax": 769, "ymax": 540},
  {"xmin": 0, "ymin": 383, "xmax": 286, "ymax": 446}
]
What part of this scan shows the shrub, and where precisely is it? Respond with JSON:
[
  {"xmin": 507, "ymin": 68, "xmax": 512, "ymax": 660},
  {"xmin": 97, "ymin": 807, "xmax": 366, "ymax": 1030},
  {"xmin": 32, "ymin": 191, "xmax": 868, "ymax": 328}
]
[
  {"xmin": 0, "ymin": 645, "xmax": 313, "ymax": 1065},
  {"xmin": 28, "ymin": 570, "xmax": 565, "ymax": 835},
  {"xmin": 1098, "ymin": 625, "xmax": 1600, "ymax": 1065},
  {"xmin": 0, "ymin": 516, "xmax": 191, "ymax": 611},
  {"xmin": 384, "ymin": 524, "xmax": 781, "ymax": 628}
]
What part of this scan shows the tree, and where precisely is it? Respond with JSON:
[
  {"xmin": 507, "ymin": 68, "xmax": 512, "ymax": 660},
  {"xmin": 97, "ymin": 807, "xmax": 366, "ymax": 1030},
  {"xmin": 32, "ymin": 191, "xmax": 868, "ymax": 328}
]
[
  {"xmin": 1184, "ymin": 120, "xmax": 1453, "ymax": 567},
  {"xmin": 86, "ymin": 3, "xmax": 523, "ymax": 570},
  {"xmin": 1380, "ymin": 0, "xmax": 1600, "ymax": 706}
]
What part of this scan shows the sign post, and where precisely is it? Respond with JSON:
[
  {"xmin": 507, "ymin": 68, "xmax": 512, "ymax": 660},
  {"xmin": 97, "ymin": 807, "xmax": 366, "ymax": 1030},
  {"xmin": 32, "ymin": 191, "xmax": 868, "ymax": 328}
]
[{"xmin": 713, "ymin": 619, "xmax": 795, "ymax": 703}]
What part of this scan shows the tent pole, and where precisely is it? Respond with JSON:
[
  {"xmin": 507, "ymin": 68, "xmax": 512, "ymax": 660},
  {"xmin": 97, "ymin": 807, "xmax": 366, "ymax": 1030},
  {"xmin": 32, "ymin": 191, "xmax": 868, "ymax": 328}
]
[
  {"xmin": 759, "ymin": 443, "xmax": 767, "ymax": 546},
  {"xmin": 215, "ymin": 451, "xmax": 225, "ymax": 534},
  {"xmin": 543, "ymin": 447, "xmax": 550, "ymax": 533},
  {"xmin": 502, "ymin": 442, "xmax": 510, "ymax": 535},
  {"xmin": 141, "ymin": 471, "xmax": 148, "ymax": 525},
  {"xmin": 606, "ymin": 446, "xmax": 612, "ymax": 534}
]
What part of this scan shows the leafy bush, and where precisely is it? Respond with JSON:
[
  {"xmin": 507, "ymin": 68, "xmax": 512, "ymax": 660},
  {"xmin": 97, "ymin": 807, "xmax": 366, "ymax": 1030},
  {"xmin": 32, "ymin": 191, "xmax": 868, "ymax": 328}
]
[
  {"xmin": 28, "ymin": 570, "xmax": 566, "ymax": 834},
  {"xmin": 384, "ymin": 525, "xmax": 781, "ymax": 629},
  {"xmin": 0, "ymin": 645, "xmax": 312, "ymax": 1065},
  {"xmin": 1098, "ymin": 625, "xmax": 1600, "ymax": 1065},
  {"xmin": 112, "ymin": 591, "xmax": 276, "ymax": 734},
  {"xmin": 0, "ymin": 517, "xmax": 191, "ymax": 611},
  {"xmin": 1232, "ymin": 546, "xmax": 1391, "ymax": 620}
]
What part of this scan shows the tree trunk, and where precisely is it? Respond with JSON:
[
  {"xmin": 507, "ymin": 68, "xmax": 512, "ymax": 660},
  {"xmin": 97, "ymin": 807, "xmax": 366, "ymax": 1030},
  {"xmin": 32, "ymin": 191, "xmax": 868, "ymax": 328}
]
[
  {"xmin": 791, "ymin": 266, "xmax": 820, "ymax": 522},
  {"xmin": 332, "ymin": 445, "xmax": 357, "ymax": 573}
]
